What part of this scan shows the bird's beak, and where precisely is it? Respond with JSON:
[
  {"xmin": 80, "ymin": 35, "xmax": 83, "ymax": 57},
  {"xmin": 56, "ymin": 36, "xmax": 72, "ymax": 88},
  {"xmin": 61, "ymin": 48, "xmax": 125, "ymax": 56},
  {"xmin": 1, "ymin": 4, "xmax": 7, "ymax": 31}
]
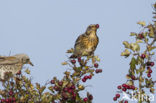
[{"xmin": 28, "ymin": 61, "xmax": 34, "ymax": 66}]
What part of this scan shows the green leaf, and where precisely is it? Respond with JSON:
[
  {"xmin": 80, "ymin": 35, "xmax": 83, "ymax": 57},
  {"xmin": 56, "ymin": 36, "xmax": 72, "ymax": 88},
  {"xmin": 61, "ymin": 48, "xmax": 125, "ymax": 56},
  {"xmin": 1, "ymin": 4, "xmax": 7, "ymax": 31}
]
[
  {"xmin": 136, "ymin": 40, "xmax": 143, "ymax": 43},
  {"xmin": 25, "ymin": 68, "xmax": 30, "ymax": 74},
  {"xmin": 121, "ymin": 49, "xmax": 131, "ymax": 57},
  {"xmin": 123, "ymin": 41, "xmax": 130, "ymax": 48},
  {"xmin": 130, "ymin": 43, "xmax": 140, "ymax": 52},
  {"xmin": 130, "ymin": 57, "xmax": 136, "ymax": 71},
  {"xmin": 137, "ymin": 21, "xmax": 146, "ymax": 26},
  {"xmin": 130, "ymin": 32, "xmax": 137, "ymax": 36}
]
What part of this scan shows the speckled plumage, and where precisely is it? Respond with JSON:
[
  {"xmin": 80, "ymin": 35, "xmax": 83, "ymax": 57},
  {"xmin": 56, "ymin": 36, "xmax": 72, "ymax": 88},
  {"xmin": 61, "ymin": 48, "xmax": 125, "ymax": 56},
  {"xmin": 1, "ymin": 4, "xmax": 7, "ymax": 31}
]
[
  {"xmin": 0, "ymin": 54, "xmax": 33, "ymax": 80},
  {"xmin": 70, "ymin": 24, "xmax": 99, "ymax": 58}
]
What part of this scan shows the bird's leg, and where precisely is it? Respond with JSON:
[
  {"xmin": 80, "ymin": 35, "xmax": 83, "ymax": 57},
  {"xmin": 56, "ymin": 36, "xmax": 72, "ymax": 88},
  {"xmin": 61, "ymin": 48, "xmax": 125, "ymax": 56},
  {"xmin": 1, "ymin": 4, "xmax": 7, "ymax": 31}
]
[{"xmin": 91, "ymin": 53, "xmax": 96, "ymax": 64}]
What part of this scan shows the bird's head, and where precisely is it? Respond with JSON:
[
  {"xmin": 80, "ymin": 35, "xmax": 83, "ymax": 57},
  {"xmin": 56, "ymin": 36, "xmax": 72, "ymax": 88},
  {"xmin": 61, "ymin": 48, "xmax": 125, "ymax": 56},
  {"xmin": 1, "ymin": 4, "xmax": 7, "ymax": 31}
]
[
  {"xmin": 14, "ymin": 54, "xmax": 34, "ymax": 66},
  {"xmin": 86, "ymin": 24, "xmax": 99, "ymax": 35}
]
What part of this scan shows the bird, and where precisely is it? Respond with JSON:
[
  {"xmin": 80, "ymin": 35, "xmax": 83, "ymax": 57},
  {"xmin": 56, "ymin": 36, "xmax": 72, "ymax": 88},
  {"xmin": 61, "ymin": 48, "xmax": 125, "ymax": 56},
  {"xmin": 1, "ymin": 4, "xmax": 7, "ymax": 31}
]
[
  {"xmin": 70, "ymin": 24, "xmax": 99, "ymax": 58},
  {"xmin": 0, "ymin": 54, "xmax": 33, "ymax": 80}
]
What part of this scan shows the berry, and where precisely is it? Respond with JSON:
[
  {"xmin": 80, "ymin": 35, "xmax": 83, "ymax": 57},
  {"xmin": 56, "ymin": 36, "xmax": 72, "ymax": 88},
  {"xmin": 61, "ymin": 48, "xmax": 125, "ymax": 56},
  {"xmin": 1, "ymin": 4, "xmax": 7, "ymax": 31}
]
[
  {"xmin": 9, "ymin": 91, "xmax": 13, "ymax": 96},
  {"xmin": 78, "ymin": 57, "xmax": 81, "ymax": 62},
  {"xmin": 96, "ymin": 24, "xmax": 99, "ymax": 28},
  {"xmin": 138, "ymin": 33, "xmax": 144, "ymax": 39},
  {"xmin": 113, "ymin": 97, "xmax": 117, "ymax": 101},
  {"xmin": 50, "ymin": 80, "xmax": 55, "ymax": 84},
  {"xmin": 116, "ymin": 94, "xmax": 120, "ymax": 98},
  {"xmin": 63, "ymin": 88, "xmax": 68, "ymax": 92},
  {"xmin": 82, "ymin": 78, "xmax": 86, "ymax": 82},
  {"xmin": 71, "ymin": 85, "xmax": 75, "ymax": 90},
  {"xmin": 83, "ymin": 97, "xmax": 88, "ymax": 102},
  {"xmin": 149, "ymin": 69, "xmax": 153, "ymax": 73},
  {"xmin": 150, "ymin": 62, "xmax": 154, "ymax": 66},
  {"xmin": 147, "ymin": 73, "xmax": 151, "ymax": 78},
  {"xmin": 122, "ymin": 88, "xmax": 127, "ymax": 92},
  {"xmin": 88, "ymin": 75, "xmax": 92, "ymax": 79},
  {"xmin": 71, "ymin": 60, "xmax": 76, "ymax": 64},
  {"xmin": 131, "ymin": 75, "xmax": 136, "ymax": 80},
  {"xmin": 94, "ymin": 63, "xmax": 99, "ymax": 68},
  {"xmin": 141, "ymin": 54, "xmax": 146, "ymax": 59},
  {"xmin": 84, "ymin": 76, "xmax": 88, "ymax": 80},
  {"xmin": 122, "ymin": 84, "xmax": 127, "ymax": 88},
  {"xmin": 130, "ymin": 85, "xmax": 135, "ymax": 90},
  {"xmin": 67, "ymin": 89, "xmax": 73, "ymax": 93},
  {"xmin": 88, "ymin": 95, "xmax": 93, "ymax": 100},
  {"xmin": 54, "ymin": 86, "xmax": 59, "ymax": 91},
  {"xmin": 124, "ymin": 100, "xmax": 128, "ymax": 103},
  {"xmin": 117, "ymin": 85, "xmax": 122, "ymax": 89},
  {"xmin": 95, "ymin": 69, "xmax": 102, "ymax": 73},
  {"xmin": 58, "ymin": 81, "xmax": 63, "ymax": 86},
  {"xmin": 1, "ymin": 99, "xmax": 5, "ymax": 102}
]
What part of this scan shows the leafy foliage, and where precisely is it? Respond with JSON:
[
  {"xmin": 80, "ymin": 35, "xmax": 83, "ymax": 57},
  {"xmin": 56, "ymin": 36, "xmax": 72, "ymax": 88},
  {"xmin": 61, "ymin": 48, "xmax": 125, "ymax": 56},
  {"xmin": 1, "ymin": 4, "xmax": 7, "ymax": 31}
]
[
  {"xmin": 0, "ymin": 55, "xmax": 102, "ymax": 103},
  {"xmin": 113, "ymin": 2, "xmax": 156, "ymax": 103}
]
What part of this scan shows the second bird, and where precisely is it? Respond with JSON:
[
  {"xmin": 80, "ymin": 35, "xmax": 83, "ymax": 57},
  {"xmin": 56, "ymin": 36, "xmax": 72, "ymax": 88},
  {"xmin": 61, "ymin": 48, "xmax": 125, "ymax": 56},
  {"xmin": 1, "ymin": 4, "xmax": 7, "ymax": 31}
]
[{"xmin": 70, "ymin": 24, "xmax": 99, "ymax": 58}]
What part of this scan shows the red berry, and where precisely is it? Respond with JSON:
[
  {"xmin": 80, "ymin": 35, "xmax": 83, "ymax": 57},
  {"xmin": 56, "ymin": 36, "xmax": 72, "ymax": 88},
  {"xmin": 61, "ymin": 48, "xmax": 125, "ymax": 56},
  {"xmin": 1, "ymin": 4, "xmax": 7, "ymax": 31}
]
[
  {"xmin": 9, "ymin": 91, "xmax": 13, "ymax": 96},
  {"xmin": 99, "ymin": 69, "xmax": 102, "ymax": 73},
  {"xmin": 88, "ymin": 75, "xmax": 92, "ymax": 79},
  {"xmin": 71, "ymin": 60, "xmax": 76, "ymax": 64},
  {"xmin": 116, "ymin": 94, "xmax": 120, "ymax": 98},
  {"xmin": 94, "ymin": 63, "xmax": 99, "ymax": 68},
  {"xmin": 130, "ymin": 85, "xmax": 135, "ymax": 90},
  {"xmin": 71, "ymin": 85, "xmax": 75, "ymax": 90},
  {"xmin": 63, "ymin": 88, "xmax": 68, "ymax": 92},
  {"xmin": 150, "ymin": 62, "xmax": 154, "ymax": 66},
  {"xmin": 113, "ymin": 97, "xmax": 117, "ymax": 101},
  {"xmin": 88, "ymin": 95, "xmax": 93, "ymax": 100},
  {"xmin": 95, "ymin": 69, "xmax": 102, "ymax": 73},
  {"xmin": 122, "ymin": 84, "xmax": 127, "ymax": 88},
  {"xmin": 58, "ymin": 81, "xmax": 63, "ymax": 86},
  {"xmin": 96, "ymin": 24, "xmax": 99, "ymax": 28},
  {"xmin": 124, "ymin": 100, "xmax": 128, "ymax": 103},
  {"xmin": 117, "ymin": 85, "xmax": 122, "ymax": 89},
  {"xmin": 78, "ymin": 57, "xmax": 81, "ymax": 62},
  {"xmin": 149, "ymin": 69, "xmax": 153, "ymax": 73},
  {"xmin": 138, "ymin": 33, "xmax": 144, "ymax": 39},
  {"xmin": 50, "ymin": 80, "xmax": 55, "ymax": 84},
  {"xmin": 1, "ymin": 99, "xmax": 5, "ymax": 102},
  {"xmin": 5, "ymin": 99, "xmax": 9, "ymax": 102},
  {"xmin": 82, "ymin": 78, "xmax": 86, "ymax": 82},
  {"xmin": 141, "ymin": 54, "xmax": 146, "ymax": 59},
  {"xmin": 131, "ymin": 75, "xmax": 136, "ymax": 80},
  {"xmin": 54, "ymin": 86, "xmax": 59, "ymax": 91},
  {"xmin": 68, "ymin": 89, "xmax": 73, "ymax": 93},
  {"xmin": 122, "ymin": 88, "xmax": 127, "ymax": 91},
  {"xmin": 84, "ymin": 76, "xmax": 88, "ymax": 80},
  {"xmin": 83, "ymin": 97, "xmax": 88, "ymax": 102},
  {"xmin": 147, "ymin": 73, "xmax": 151, "ymax": 78}
]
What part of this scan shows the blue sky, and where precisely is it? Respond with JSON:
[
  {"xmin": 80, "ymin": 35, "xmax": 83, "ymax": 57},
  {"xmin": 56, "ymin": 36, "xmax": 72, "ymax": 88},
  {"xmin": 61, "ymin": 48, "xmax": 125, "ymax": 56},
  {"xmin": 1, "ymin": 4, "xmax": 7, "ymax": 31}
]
[{"xmin": 0, "ymin": 0, "xmax": 156, "ymax": 102}]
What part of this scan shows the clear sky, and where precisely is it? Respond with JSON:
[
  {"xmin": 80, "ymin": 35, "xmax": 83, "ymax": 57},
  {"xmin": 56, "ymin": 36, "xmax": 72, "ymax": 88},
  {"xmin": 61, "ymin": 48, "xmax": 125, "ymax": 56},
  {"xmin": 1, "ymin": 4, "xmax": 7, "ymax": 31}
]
[{"xmin": 0, "ymin": 0, "xmax": 156, "ymax": 103}]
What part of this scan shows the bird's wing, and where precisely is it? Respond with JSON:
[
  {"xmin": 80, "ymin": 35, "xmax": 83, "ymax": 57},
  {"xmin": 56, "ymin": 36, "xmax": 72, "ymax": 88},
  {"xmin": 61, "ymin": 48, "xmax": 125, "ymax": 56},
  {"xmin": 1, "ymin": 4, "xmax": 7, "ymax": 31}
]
[
  {"xmin": 0, "ymin": 56, "xmax": 19, "ymax": 65},
  {"xmin": 74, "ymin": 34, "xmax": 87, "ymax": 48}
]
